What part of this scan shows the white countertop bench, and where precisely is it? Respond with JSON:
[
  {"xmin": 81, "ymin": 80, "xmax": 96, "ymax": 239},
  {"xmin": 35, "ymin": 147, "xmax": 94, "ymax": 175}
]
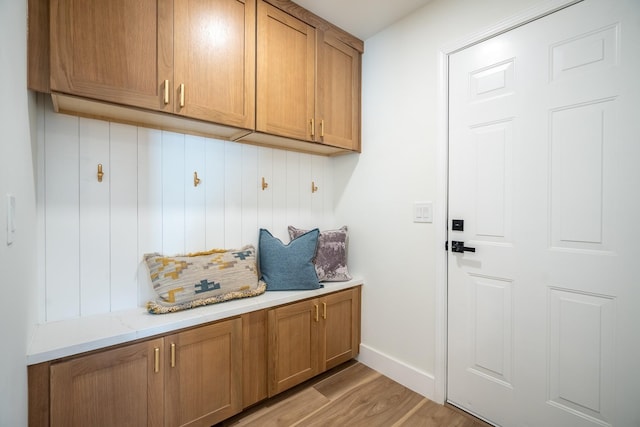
[{"xmin": 27, "ymin": 279, "xmax": 364, "ymax": 365}]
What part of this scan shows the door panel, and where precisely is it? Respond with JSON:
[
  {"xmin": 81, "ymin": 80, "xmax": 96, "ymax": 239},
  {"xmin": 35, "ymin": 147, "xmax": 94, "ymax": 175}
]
[
  {"xmin": 268, "ymin": 299, "xmax": 319, "ymax": 396},
  {"xmin": 50, "ymin": 0, "xmax": 173, "ymax": 111},
  {"xmin": 256, "ymin": 1, "xmax": 315, "ymax": 141},
  {"xmin": 448, "ymin": 1, "xmax": 640, "ymax": 426},
  {"xmin": 50, "ymin": 338, "xmax": 164, "ymax": 427},
  {"xmin": 174, "ymin": 0, "xmax": 255, "ymax": 128},
  {"xmin": 164, "ymin": 319, "xmax": 242, "ymax": 426},
  {"xmin": 317, "ymin": 30, "xmax": 361, "ymax": 150}
]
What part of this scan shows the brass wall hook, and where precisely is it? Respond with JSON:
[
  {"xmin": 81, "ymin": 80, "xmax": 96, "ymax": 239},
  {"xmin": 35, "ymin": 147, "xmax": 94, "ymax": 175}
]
[
  {"xmin": 261, "ymin": 177, "xmax": 269, "ymax": 191},
  {"xmin": 97, "ymin": 164, "xmax": 104, "ymax": 183},
  {"xmin": 311, "ymin": 181, "xmax": 318, "ymax": 193},
  {"xmin": 193, "ymin": 171, "xmax": 201, "ymax": 187}
]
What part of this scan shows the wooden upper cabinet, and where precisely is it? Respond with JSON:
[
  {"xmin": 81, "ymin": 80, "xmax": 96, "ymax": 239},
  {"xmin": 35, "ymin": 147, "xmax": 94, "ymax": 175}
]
[
  {"xmin": 36, "ymin": 0, "xmax": 363, "ymax": 154},
  {"xmin": 50, "ymin": 338, "xmax": 165, "ymax": 427},
  {"xmin": 164, "ymin": 318, "xmax": 242, "ymax": 426},
  {"xmin": 316, "ymin": 29, "xmax": 361, "ymax": 151},
  {"xmin": 256, "ymin": 0, "xmax": 316, "ymax": 142},
  {"xmin": 174, "ymin": 0, "xmax": 255, "ymax": 128},
  {"xmin": 49, "ymin": 0, "xmax": 173, "ymax": 112},
  {"xmin": 49, "ymin": 0, "xmax": 255, "ymax": 129},
  {"xmin": 256, "ymin": 0, "xmax": 362, "ymax": 150}
]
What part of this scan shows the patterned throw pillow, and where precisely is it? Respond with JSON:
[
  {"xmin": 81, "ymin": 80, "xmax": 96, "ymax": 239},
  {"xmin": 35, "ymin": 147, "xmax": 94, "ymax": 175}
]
[
  {"xmin": 144, "ymin": 245, "xmax": 265, "ymax": 314},
  {"xmin": 288, "ymin": 226, "xmax": 352, "ymax": 282},
  {"xmin": 259, "ymin": 228, "xmax": 322, "ymax": 291}
]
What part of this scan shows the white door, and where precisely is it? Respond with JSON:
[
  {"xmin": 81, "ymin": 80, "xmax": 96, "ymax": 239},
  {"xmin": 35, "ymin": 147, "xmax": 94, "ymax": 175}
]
[{"xmin": 447, "ymin": 1, "xmax": 640, "ymax": 426}]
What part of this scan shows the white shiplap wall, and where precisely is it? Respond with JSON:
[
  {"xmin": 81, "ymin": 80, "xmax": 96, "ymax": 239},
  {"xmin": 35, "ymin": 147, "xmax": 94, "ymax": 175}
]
[{"xmin": 36, "ymin": 95, "xmax": 335, "ymax": 323}]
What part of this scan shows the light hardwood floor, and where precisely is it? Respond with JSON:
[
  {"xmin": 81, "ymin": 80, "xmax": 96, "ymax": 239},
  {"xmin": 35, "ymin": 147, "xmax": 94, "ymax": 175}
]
[{"xmin": 218, "ymin": 361, "xmax": 493, "ymax": 427}]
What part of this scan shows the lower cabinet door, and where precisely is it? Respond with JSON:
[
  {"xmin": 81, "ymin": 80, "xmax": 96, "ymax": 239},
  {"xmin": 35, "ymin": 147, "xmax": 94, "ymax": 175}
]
[
  {"xmin": 268, "ymin": 299, "xmax": 320, "ymax": 396},
  {"xmin": 322, "ymin": 288, "xmax": 360, "ymax": 371},
  {"xmin": 164, "ymin": 318, "xmax": 242, "ymax": 427},
  {"xmin": 50, "ymin": 338, "xmax": 165, "ymax": 427}
]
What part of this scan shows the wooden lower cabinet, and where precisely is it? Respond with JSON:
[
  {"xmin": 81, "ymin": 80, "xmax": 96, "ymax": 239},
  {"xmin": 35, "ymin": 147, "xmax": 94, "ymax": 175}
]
[
  {"xmin": 38, "ymin": 318, "xmax": 242, "ymax": 427},
  {"xmin": 268, "ymin": 298, "xmax": 320, "ymax": 395},
  {"xmin": 241, "ymin": 310, "xmax": 268, "ymax": 408},
  {"xmin": 164, "ymin": 319, "xmax": 242, "ymax": 427},
  {"xmin": 267, "ymin": 287, "xmax": 361, "ymax": 396},
  {"xmin": 29, "ymin": 286, "xmax": 360, "ymax": 426},
  {"xmin": 50, "ymin": 338, "xmax": 165, "ymax": 427},
  {"xmin": 322, "ymin": 288, "xmax": 361, "ymax": 371}
]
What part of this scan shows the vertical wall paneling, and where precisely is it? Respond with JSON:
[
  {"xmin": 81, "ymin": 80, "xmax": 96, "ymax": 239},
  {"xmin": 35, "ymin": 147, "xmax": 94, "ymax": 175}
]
[
  {"xmin": 205, "ymin": 138, "xmax": 226, "ymax": 248},
  {"xmin": 184, "ymin": 135, "xmax": 206, "ymax": 252},
  {"xmin": 271, "ymin": 149, "xmax": 288, "ymax": 241},
  {"xmin": 257, "ymin": 147, "xmax": 274, "ymax": 233},
  {"xmin": 36, "ymin": 94, "xmax": 47, "ymax": 323},
  {"xmin": 79, "ymin": 118, "xmax": 111, "ymax": 316},
  {"xmin": 242, "ymin": 145, "xmax": 259, "ymax": 247},
  {"xmin": 44, "ymin": 108, "xmax": 80, "ymax": 321},
  {"xmin": 39, "ymin": 102, "xmax": 339, "ymax": 320},
  {"xmin": 322, "ymin": 156, "xmax": 334, "ymax": 228},
  {"xmin": 311, "ymin": 155, "xmax": 328, "ymax": 228},
  {"xmin": 298, "ymin": 154, "xmax": 313, "ymax": 228},
  {"xmin": 224, "ymin": 142, "xmax": 243, "ymax": 248},
  {"xmin": 110, "ymin": 123, "xmax": 138, "ymax": 311},
  {"xmin": 285, "ymin": 151, "xmax": 301, "ymax": 232},
  {"xmin": 137, "ymin": 128, "xmax": 163, "ymax": 304},
  {"xmin": 161, "ymin": 132, "xmax": 186, "ymax": 254}
]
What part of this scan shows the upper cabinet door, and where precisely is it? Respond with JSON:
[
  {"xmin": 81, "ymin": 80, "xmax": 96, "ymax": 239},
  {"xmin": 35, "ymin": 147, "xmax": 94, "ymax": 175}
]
[
  {"xmin": 50, "ymin": 0, "xmax": 174, "ymax": 112},
  {"xmin": 316, "ymin": 29, "xmax": 361, "ymax": 151},
  {"xmin": 174, "ymin": 0, "xmax": 256, "ymax": 129},
  {"xmin": 256, "ymin": 1, "xmax": 315, "ymax": 142}
]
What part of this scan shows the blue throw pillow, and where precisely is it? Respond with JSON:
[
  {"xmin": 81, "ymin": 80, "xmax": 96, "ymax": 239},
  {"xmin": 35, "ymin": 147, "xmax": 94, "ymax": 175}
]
[{"xmin": 259, "ymin": 228, "xmax": 322, "ymax": 291}]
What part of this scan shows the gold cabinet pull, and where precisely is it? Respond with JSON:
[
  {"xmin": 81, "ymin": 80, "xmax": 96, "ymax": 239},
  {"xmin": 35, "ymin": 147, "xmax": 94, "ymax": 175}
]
[
  {"xmin": 97, "ymin": 164, "xmax": 104, "ymax": 183},
  {"xmin": 320, "ymin": 120, "xmax": 324, "ymax": 138},
  {"xmin": 179, "ymin": 83, "xmax": 185, "ymax": 108},
  {"xmin": 154, "ymin": 348, "xmax": 160, "ymax": 373},
  {"xmin": 170, "ymin": 343, "xmax": 176, "ymax": 368},
  {"xmin": 193, "ymin": 171, "xmax": 201, "ymax": 187},
  {"xmin": 261, "ymin": 177, "xmax": 269, "ymax": 191},
  {"xmin": 311, "ymin": 181, "xmax": 318, "ymax": 193},
  {"xmin": 163, "ymin": 79, "xmax": 170, "ymax": 105},
  {"xmin": 314, "ymin": 304, "xmax": 319, "ymax": 322},
  {"xmin": 322, "ymin": 302, "xmax": 327, "ymax": 320},
  {"xmin": 310, "ymin": 118, "xmax": 315, "ymax": 138}
]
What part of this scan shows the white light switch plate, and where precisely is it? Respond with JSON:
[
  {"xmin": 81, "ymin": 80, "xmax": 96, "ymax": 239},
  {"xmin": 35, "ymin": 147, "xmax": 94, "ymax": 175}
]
[
  {"xmin": 7, "ymin": 194, "xmax": 15, "ymax": 245},
  {"xmin": 413, "ymin": 201, "xmax": 433, "ymax": 223}
]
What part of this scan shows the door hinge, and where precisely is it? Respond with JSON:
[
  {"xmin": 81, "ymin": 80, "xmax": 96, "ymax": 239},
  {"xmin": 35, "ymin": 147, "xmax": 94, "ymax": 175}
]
[{"xmin": 445, "ymin": 241, "xmax": 448, "ymax": 251}]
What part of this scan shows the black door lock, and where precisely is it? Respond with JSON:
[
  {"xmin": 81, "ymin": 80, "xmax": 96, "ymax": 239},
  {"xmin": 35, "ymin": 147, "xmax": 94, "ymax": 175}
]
[{"xmin": 451, "ymin": 241, "xmax": 476, "ymax": 253}]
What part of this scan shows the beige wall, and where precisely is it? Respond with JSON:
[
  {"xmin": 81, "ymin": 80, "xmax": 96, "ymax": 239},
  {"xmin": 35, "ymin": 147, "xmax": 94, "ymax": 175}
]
[
  {"xmin": 334, "ymin": 0, "xmax": 545, "ymax": 398},
  {"xmin": 0, "ymin": 0, "xmax": 38, "ymax": 424}
]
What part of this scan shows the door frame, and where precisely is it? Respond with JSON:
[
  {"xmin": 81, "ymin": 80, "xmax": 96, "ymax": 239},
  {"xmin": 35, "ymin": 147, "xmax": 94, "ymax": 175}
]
[{"xmin": 433, "ymin": 0, "xmax": 582, "ymax": 405}]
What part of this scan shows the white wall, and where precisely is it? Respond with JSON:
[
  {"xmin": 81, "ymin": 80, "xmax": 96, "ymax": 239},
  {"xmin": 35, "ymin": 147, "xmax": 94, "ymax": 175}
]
[
  {"xmin": 334, "ymin": 0, "xmax": 544, "ymax": 399},
  {"xmin": 36, "ymin": 96, "xmax": 336, "ymax": 322},
  {"xmin": 0, "ymin": 0, "xmax": 38, "ymax": 425},
  {"xmin": 2, "ymin": 0, "xmax": 567, "ymax": 421}
]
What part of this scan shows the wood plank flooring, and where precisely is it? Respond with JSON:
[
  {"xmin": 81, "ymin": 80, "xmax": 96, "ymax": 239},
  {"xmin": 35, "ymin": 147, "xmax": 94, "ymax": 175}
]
[{"xmin": 217, "ymin": 361, "xmax": 493, "ymax": 427}]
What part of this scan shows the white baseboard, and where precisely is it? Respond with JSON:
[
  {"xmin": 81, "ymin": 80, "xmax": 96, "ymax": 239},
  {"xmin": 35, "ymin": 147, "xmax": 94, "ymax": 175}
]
[{"xmin": 356, "ymin": 343, "xmax": 438, "ymax": 402}]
